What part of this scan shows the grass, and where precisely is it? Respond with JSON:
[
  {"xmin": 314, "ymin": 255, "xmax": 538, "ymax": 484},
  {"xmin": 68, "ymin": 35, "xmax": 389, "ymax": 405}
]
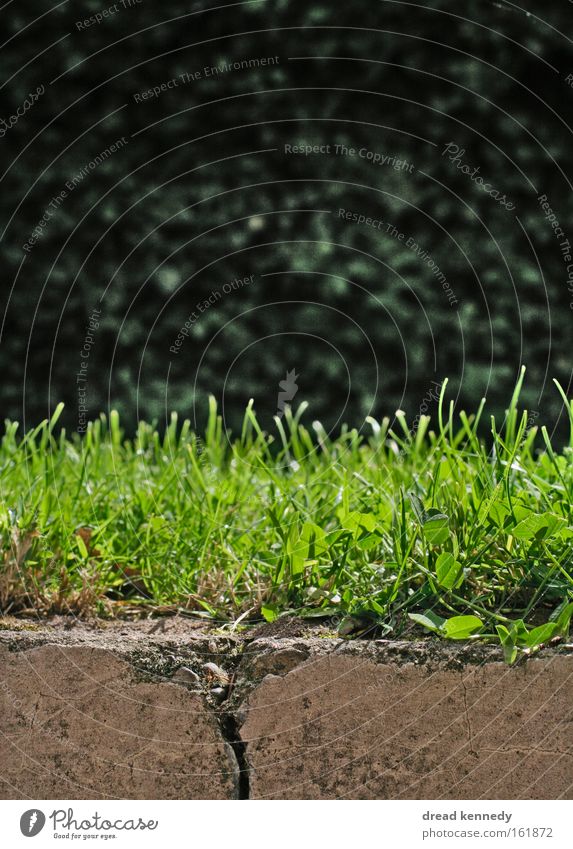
[{"xmin": 1, "ymin": 370, "xmax": 572, "ymax": 662}]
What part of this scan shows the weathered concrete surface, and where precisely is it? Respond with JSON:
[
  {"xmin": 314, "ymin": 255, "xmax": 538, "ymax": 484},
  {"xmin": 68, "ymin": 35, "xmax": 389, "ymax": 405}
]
[
  {"xmin": 0, "ymin": 643, "xmax": 238, "ymax": 799},
  {"xmin": 238, "ymin": 645, "xmax": 573, "ymax": 799},
  {"xmin": 1, "ymin": 623, "xmax": 572, "ymax": 800}
]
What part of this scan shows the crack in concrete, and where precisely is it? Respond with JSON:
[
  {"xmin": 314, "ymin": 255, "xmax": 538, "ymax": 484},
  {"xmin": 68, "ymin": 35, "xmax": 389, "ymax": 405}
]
[
  {"xmin": 213, "ymin": 643, "xmax": 251, "ymax": 799},
  {"xmin": 167, "ymin": 641, "xmax": 252, "ymax": 799},
  {"xmin": 218, "ymin": 711, "xmax": 250, "ymax": 799}
]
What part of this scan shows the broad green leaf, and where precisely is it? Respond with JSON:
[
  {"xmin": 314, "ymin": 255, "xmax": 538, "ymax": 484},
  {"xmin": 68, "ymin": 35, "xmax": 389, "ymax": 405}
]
[
  {"xmin": 525, "ymin": 623, "xmax": 558, "ymax": 648},
  {"xmin": 508, "ymin": 619, "xmax": 529, "ymax": 645},
  {"xmin": 497, "ymin": 625, "xmax": 518, "ymax": 664},
  {"xmin": 552, "ymin": 601, "xmax": 573, "ymax": 638},
  {"xmin": 300, "ymin": 521, "xmax": 328, "ymax": 559},
  {"xmin": 513, "ymin": 504, "xmax": 533, "ymax": 523},
  {"xmin": 435, "ymin": 552, "xmax": 464, "ymax": 590},
  {"xmin": 408, "ymin": 610, "xmax": 446, "ymax": 634},
  {"xmin": 340, "ymin": 510, "xmax": 377, "ymax": 534},
  {"xmin": 325, "ymin": 529, "xmax": 348, "ymax": 546},
  {"xmin": 442, "ymin": 615, "xmax": 483, "ymax": 640},
  {"xmin": 261, "ymin": 604, "xmax": 279, "ymax": 623},
  {"xmin": 355, "ymin": 532, "xmax": 381, "ymax": 551},
  {"xmin": 377, "ymin": 501, "xmax": 393, "ymax": 527},
  {"xmin": 488, "ymin": 500, "xmax": 511, "ymax": 527},
  {"xmin": 422, "ymin": 509, "xmax": 450, "ymax": 545},
  {"xmin": 511, "ymin": 512, "xmax": 567, "ymax": 541}
]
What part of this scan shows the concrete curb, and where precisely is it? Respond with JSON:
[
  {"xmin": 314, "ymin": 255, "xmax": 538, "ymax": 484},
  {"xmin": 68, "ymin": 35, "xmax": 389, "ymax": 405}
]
[{"xmin": 1, "ymin": 627, "xmax": 571, "ymax": 799}]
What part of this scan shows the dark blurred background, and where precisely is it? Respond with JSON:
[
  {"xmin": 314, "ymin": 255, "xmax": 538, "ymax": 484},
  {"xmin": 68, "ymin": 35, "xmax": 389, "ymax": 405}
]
[{"xmin": 1, "ymin": 0, "xmax": 572, "ymax": 438}]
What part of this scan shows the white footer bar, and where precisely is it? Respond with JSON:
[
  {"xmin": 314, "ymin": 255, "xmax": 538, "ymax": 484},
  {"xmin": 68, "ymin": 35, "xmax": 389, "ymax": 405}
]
[{"xmin": 2, "ymin": 799, "xmax": 571, "ymax": 848}]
